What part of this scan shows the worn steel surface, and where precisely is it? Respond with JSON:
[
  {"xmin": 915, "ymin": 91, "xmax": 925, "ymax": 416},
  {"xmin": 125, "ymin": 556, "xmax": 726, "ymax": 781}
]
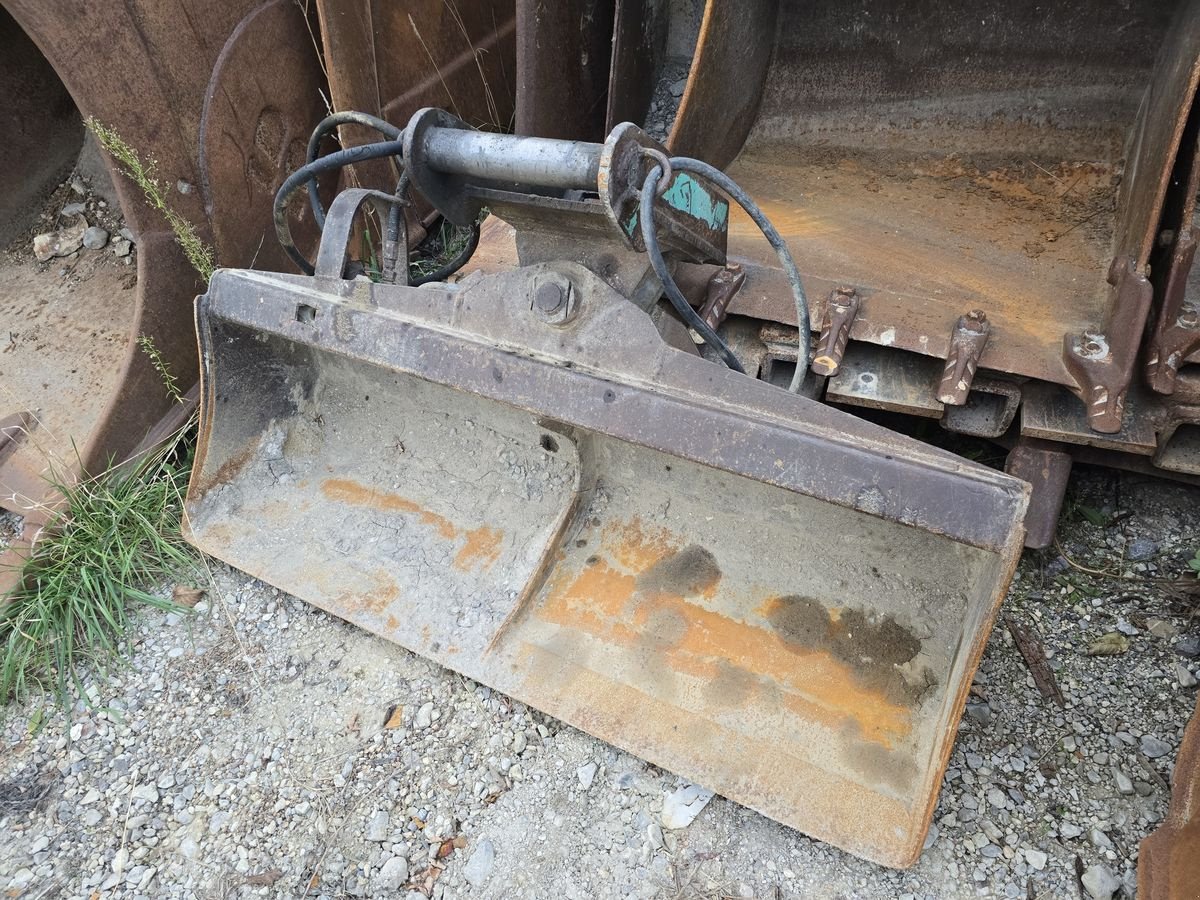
[
  {"xmin": 605, "ymin": 0, "xmax": 668, "ymax": 133},
  {"xmin": 604, "ymin": 0, "xmax": 1200, "ymax": 433},
  {"xmin": 1140, "ymin": 696, "xmax": 1200, "ymax": 899},
  {"xmin": 0, "ymin": 8, "xmax": 81, "ymax": 246},
  {"xmin": 1004, "ymin": 438, "xmax": 1073, "ymax": 550},
  {"xmin": 515, "ymin": 0, "xmax": 613, "ymax": 141},
  {"xmin": 186, "ymin": 259, "xmax": 1028, "ymax": 867},
  {"xmin": 0, "ymin": 0, "xmax": 328, "ymax": 538}
]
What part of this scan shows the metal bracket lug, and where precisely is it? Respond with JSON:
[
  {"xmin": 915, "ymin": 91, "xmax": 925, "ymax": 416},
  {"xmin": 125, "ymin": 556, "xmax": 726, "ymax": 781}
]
[
  {"xmin": 936, "ymin": 310, "xmax": 990, "ymax": 405},
  {"xmin": 1063, "ymin": 256, "xmax": 1154, "ymax": 434},
  {"xmin": 810, "ymin": 287, "xmax": 860, "ymax": 377},
  {"xmin": 698, "ymin": 264, "xmax": 746, "ymax": 333}
]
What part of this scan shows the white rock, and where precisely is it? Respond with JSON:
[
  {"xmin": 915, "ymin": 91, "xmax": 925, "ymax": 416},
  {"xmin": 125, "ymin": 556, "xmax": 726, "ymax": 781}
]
[
  {"xmin": 1141, "ymin": 735, "xmax": 1172, "ymax": 759},
  {"xmin": 1177, "ymin": 662, "xmax": 1198, "ymax": 688},
  {"xmin": 374, "ymin": 856, "xmax": 409, "ymax": 891},
  {"xmin": 1060, "ymin": 822, "xmax": 1083, "ymax": 839},
  {"xmin": 576, "ymin": 762, "xmax": 597, "ymax": 789},
  {"xmin": 463, "ymin": 839, "xmax": 495, "ymax": 886},
  {"xmin": 132, "ymin": 784, "xmax": 159, "ymax": 803},
  {"xmin": 1113, "ymin": 768, "xmax": 1134, "ymax": 795},
  {"xmin": 1081, "ymin": 864, "xmax": 1120, "ymax": 900},
  {"xmin": 366, "ymin": 810, "xmax": 390, "ymax": 842},
  {"xmin": 112, "ymin": 238, "xmax": 133, "ymax": 258},
  {"xmin": 29, "ymin": 835, "xmax": 49, "ymax": 854},
  {"xmin": 1024, "ymin": 848, "xmax": 1048, "ymax": 870},
  {"xmin": 661, "ymin": 784, "xmax": 715, "ymax": 830},
  {"xmin": 415, "ymin": 702, "xmax": 434, "ymax": 728},
  {"xmin": 1088, "ymin": 827, "xmax": 1113, "ymax": 851},
  {"xmin": 112, "ymin": 848, "xmax": 129, "ymax": 875}
]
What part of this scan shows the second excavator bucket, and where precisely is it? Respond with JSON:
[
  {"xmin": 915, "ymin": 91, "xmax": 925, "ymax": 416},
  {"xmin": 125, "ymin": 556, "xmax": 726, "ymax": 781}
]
[{"xmin": 185, "ymin": 249, "xmax": 1028, "ymax": 865}]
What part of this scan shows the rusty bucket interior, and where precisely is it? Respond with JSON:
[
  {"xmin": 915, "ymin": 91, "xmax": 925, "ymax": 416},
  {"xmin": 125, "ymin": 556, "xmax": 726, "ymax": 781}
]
[
  {"xmin": 185, "ymin": 257, "xmax": 1029, "ymax": 866},
  {"xmin": 644, "ymin": 0, "xmax": 1194, "ymax": 386}
]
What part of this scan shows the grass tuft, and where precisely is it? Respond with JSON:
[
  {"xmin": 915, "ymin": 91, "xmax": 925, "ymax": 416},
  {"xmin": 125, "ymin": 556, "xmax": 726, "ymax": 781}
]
[
  {"xmin": 86, "ymin": 118, "xmax": 216, "ymax": 281},
  {"xmin": 137, "ymin": 335, "xmax": 185, "ymax": 405},
  {"xmin": 0, "ymin": 428, "xmax": 198, "ymax": 704}
]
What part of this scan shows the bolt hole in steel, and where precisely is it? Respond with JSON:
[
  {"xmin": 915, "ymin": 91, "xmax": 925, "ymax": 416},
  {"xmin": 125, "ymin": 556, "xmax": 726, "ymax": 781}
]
[
  {"xmin": 859, "ymin": 372, "xmax": 876, "ymax": 384},
  {"xmin": 602, "ymin": 389, "xmax": 616, "ymax": 403},
  {"xmin": 295, "ymin": 304, "xmax": 317, "ymax": 324},
  {"xmin": 540, "ymin": 433, "xmax": 559, "ymax": 453}
]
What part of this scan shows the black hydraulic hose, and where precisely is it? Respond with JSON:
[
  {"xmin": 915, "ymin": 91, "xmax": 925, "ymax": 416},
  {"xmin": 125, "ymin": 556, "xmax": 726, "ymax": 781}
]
[
  {"xmin": 639, "ymin": 167, "xmax": 745, "ymax": 373},
  {"xmin": 273, "ymin": 138, "xmax": 406, "ymax": 275},
  {"xmin": 410, "ymin": 221, "xmax": 482, "ymax": 286},
  {"xmin": 305, "ymin": 112, "xmax": 404, "ymax": 229},
  {"xmin": 667, "ymin": 156, "xmax": 812, "ymax": 392},
  {"xmin": 383, "ymin": 173, "xmax": 411, "ymax": 285}
]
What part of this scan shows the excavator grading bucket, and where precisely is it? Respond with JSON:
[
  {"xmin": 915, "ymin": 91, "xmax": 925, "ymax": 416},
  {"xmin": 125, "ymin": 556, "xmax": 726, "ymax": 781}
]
[{"xmin": 185, "ymin": 252, "xmax": 1029, "ymax": 865}]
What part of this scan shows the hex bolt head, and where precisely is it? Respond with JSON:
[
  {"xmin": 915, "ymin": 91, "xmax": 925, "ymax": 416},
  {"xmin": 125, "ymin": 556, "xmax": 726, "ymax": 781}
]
[
  {"xmin": 1179, "ymin": 302, "xmax": 1199, "ymax": 328},
  {"xmin": 535, "ymin": 282, "xmax": 566, "ymax": 314}
]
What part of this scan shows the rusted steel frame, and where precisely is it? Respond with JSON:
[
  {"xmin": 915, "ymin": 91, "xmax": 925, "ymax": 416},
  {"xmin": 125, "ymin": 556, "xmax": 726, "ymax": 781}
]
[
  {"xmin": 0, "ymin": 8, "xmax": 81, "ymax": 246},
  {"xmin": 1139, "ymin": 695, "xmax": 1200, "ymax": 899},
  {"xmin": 666, "ymin": 0, "xmax": 778, "ymax": 168},
  {"xmin": 1004, "ymin": 436, "xmax": 1073, "ymax": 550},
  {"xmin": 1146, "ymin": 89, "xmax": 1200, "ymax": 395},
  {"xmin": 515, "ymin": 0, "xmax": 615, "ymax": 141},
  {"xmin": 315, "ymin": 0, "xmax": 517, "ymax": 195},
  {"xmin": 605, "ymin": 0, "xmax": 669, "ymax": 133},
  {"xmin": 1063, "ymin": 0, "xmax": 1200, "ymax": 432}
]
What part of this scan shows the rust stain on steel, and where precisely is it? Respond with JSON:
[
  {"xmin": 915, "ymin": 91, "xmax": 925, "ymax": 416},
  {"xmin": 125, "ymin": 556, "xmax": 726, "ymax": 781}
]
[
  {"xmin": 322, "ymin": 477, "xmax": 458, "ymax": 540},
  {"xmin": 320, "ymin": 477, "xmax": 504, "ymax": 572},
  {"xmin": 340, "ymin": 570, "xmax": 401, "ymax": 615},
  {"xmin": 1139, "ymin": 695, "xmax": 1200, "ymax": 899},
  {"xmin": 454, "ymin": 526, "xmax": 504, "ymax": 572},
  {"xmin": 533, "ymin": 521, "xmax": 921, "ymax": 748}
]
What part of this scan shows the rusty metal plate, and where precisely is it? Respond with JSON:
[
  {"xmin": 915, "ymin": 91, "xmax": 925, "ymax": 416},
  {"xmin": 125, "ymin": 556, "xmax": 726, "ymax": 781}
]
[
  {"xmin": 826, "ymin": 344, "xmax": 945, "ymax": 419},
  {"xmin": 198, "ymin": 0, "xmax": 328, "ymax": 273},
  {"xmin": 186, "ymin": 262, "xmax": 1028, "ymax": 867},
  {"xmin": 666, "ymin": 0, "xmax": 777, "ymax": 169},
  {"xmin": 1140, "ymin": 696, "xmax": 1200, "ymax": 900},
  {"xmin": 655, "ymin": 0, "xmax": 1190, "ymax": 395},
  {"xmin": 0, "ymin": 0, "xmax": 326, "ymax": 530},
  {"xmin": 605, "ymin": 0, "xmax": 668, "ymax": 132},
  {"xmin": 1019, "ymin": 381, "xmax": 1158, "ymax": 455},
  {"xmin": 516, "ymin": 0, "xmax": 613, "ymax": 141}
]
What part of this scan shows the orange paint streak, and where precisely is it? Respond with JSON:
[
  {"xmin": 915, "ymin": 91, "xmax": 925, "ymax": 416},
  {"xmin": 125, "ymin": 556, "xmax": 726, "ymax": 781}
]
[
  {"xmin": 534, "ymin": 526, "xmax": 912, "ymax": 748},
  {"xmin": 454, "ymin": 526, "xmax": 504, "ymax": 572},
  {"xmin": 321, "ymin": 478, "xmax": 457, "ymax": 540}
]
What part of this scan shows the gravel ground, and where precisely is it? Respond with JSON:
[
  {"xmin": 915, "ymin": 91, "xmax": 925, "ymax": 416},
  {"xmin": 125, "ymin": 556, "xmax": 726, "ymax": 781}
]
[{"xmin": 1, "ymin": 468, "xmax": 1198, "ymax": 900}]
